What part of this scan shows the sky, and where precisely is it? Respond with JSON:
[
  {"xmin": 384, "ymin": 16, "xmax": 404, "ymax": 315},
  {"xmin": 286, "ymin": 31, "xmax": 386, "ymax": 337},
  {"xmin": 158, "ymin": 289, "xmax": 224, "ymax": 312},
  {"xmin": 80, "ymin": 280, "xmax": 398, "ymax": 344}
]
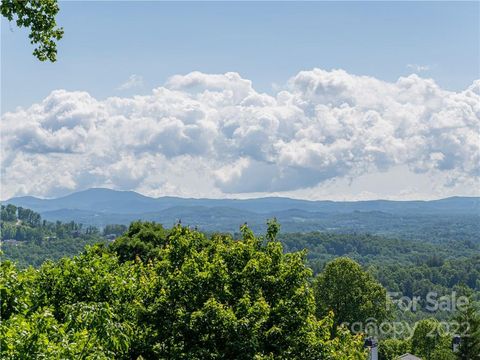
[{"xmin": 1, "ymin": 1, "xmax": 479, "ymax": 200}]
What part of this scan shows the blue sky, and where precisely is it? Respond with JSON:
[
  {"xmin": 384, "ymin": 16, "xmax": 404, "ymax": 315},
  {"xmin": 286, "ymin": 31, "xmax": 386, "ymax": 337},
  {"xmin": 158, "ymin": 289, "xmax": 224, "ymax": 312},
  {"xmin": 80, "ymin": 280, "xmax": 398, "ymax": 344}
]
[
  {"xmin": 2, "ymin": 1, "xmax": 479, "ymax": 112},
  {"xmin": 1, "ymin": 1, "xmax": 479, "ymax": 200}
]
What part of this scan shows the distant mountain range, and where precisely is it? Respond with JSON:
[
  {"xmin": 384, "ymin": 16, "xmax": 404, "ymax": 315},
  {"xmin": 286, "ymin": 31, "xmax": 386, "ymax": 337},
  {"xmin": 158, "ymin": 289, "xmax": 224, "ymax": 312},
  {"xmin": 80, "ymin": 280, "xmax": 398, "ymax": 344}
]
[
  {"xmin": 4, "ymin": 188, "xmax": 480, "ymax": 235},
  {"xmin": 6, "ymin": 188, "xmax": 480, "ymax": 214}
]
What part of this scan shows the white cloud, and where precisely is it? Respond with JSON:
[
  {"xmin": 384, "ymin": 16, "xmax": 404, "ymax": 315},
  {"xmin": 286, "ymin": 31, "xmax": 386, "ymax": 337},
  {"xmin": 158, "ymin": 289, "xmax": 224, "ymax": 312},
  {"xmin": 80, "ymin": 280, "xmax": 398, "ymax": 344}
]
[
  {"xmin": 117, "ymin": 74, "xmax": 144, "ymax": 90},
  {"xmin": 407, "ymin": 64, "xmax": 430, "ymax": 72},
  {"xmin": 1, "ymin": 69, "xmax": 479, "ymax": 199}
]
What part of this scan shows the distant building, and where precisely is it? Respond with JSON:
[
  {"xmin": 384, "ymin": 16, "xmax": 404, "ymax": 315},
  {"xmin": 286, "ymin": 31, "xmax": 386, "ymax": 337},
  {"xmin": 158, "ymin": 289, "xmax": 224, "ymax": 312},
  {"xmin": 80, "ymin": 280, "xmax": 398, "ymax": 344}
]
[
  {"xmin": 398, "ymin": 354, "xmax": 422, "ymax": 360},
  {"xmin": 364, "ymin": 338, "xmax": 378, "ymax": 360},
  {"xmin": 105, "ymin": 234, "xmax": 117, "ymax": 241}
]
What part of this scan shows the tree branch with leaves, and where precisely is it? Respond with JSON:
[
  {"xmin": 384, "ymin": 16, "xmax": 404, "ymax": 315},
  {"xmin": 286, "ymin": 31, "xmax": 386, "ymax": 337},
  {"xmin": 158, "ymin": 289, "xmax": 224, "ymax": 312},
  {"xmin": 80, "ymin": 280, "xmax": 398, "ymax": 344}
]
[{"xmin": 1, "ymin": 0, "xmax": 63, "ymax": 61}]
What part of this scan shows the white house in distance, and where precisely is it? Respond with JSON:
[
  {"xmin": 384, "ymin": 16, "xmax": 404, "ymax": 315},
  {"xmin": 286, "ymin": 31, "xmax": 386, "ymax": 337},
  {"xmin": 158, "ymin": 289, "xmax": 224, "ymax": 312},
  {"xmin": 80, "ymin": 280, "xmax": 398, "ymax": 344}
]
[
  {"xmin": 398, "ymin": 354, "xmax": 422, "ymax": 360},
  {"xmin": 364, "ymin": 337, "xmax": 423, "ymax": 360}
]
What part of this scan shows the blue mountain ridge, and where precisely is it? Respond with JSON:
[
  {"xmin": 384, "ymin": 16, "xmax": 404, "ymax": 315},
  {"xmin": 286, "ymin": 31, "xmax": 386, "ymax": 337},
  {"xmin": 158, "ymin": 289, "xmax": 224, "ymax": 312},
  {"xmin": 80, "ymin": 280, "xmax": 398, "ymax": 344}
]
[{"xmin": 6, "ymin": 187, "xmax": 479, "ymax": 215}]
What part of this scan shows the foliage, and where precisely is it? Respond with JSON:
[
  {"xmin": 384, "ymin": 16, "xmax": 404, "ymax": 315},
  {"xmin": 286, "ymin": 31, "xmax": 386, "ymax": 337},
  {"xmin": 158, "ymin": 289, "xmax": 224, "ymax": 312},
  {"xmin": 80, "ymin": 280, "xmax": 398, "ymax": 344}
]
[
  {"xmin": 1, "ymin": 204, "xmax": 18, "ymax": 222},
  {"xmin": 0, "ymin": 222, "xmax": 367, "ymax": 359},
  {"xmin": 455, "ymin": 298, "xmax": 480, "ymax": 359},
  {"xmin": 0, "ymin": 0, "xmax": 63, "ymax": 61},
  {"xmin": 378, "ymin": 338, "xmax": 410, "ymax": 360},
  {"xmin": 103, "ymin": 223, "xmax": 128, "ymax": 237},
  {"xmin": 3, "ymin": 206, "xmax": 479, "ymax": 358},
  {"xmin": 0, "ymin": 260, "xmax": 35, "ymax": 320},
  {"xmin": 266, "ymin": 217, "xmax": 280, "ymax": 242},
  {"xmin": 314, "ymin": 257, "xmax": 390, "ymax": 334},
  {"xmin": 411, "ymin": 318, "xmax": 454, "ymax": 360},
  {"xmin": 1, "ymin": 205, "xmax": 109, "ymax": 267},
  {"xmin": 109, "ymin": 221, "xmax": 168, "ymax": 262},
  {"xmin": 280, "ymin": 231, "xmax": 480, "ymax": 316}
]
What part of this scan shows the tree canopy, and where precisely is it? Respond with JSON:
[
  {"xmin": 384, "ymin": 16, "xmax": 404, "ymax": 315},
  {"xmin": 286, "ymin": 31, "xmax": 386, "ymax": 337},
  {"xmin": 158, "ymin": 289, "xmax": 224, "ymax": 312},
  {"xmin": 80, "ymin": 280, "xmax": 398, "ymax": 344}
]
[
  {"xmin": 1, "ymin": 221, "xmax": 367, "ymax": 359},
  {"xmin": 1, "ymin": 0, "xmax": 63, "ymax": 61},
  {"xmin": 2, "ymin": 208, "xmax": 478, "ymax": 359},
  {"xmin": 314, "ymin": 257, "xmax": 390, "ymax": 334},
  {"xmin": 455, "ymin": 298, "xmax": 480, "ymax": 359}
]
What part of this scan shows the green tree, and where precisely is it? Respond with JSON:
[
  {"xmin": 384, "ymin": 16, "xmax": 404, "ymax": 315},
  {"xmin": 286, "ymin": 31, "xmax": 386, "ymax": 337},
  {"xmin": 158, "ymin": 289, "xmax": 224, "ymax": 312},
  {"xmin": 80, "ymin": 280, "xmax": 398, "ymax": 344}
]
[
  {"xmin": 0, "ymin": 222, "xmax": 16, "ymax": 239},
  {"xmin": 18, "ymin": 207, "xmax": 41, "ymax": 227},
  {"xmin": 139, "ymin": 224, "xmax": 366, "ymax": 359},
  {"xmin": 0, "ymin": 222, "xmax": 367, "ymax": 359},
  {"xmin": 110, "ymin": 221, "xmax": 168, "ymax": 262},
  {"xmin": 103, "ymin": 224, "xmax": 128, "ymax": 237},
  {"xmin": 266, "ymin": 217, "xmax": 280, "ymax": 242},
  {"xmin": 0, "ymin": 260, "xmax": 35, "ymax": 320},
  {"xmin": 378, "ymin": 338, "xmax": 410, "ymax": 360},
  {"xmin": 411, "ymin": 318, "xmax": 453, "ymax": 360},
  {"xmin": 431, "ymin": 347, "xmax": 456, "ymax": 360},
  {"xmin": 1, "ymin": 204, "xmax": 17, "ymax": 222},
  {"xmin": 455, "ymin": 298, "xmax": 480, "ymax": 359},
  {"xmin": 1, "ymin": 0, "xmax": 63, "ymax": 61},
  {"xmin": 314, "ymin": 257, "xmax": 390, "ymax": 335}
]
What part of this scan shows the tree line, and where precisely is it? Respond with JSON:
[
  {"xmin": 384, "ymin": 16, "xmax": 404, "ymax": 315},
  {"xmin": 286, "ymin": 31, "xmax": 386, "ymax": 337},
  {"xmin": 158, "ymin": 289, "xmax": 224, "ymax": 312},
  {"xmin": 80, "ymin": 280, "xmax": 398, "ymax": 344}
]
[
  {"xmin": 1, "ymin": 204, "xmax": 106, "ymax": 267},
  {"xmin": 2, "ymin": 219, "xmax": 479, "ymax": 359}
]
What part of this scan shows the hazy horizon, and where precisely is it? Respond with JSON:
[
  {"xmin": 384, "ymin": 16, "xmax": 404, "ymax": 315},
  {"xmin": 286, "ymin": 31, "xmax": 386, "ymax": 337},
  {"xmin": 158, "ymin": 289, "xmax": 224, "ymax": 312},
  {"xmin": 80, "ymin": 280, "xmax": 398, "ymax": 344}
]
[{"xmin": 4, "ymin": 186, "xmax": 479, "ymax": 203}]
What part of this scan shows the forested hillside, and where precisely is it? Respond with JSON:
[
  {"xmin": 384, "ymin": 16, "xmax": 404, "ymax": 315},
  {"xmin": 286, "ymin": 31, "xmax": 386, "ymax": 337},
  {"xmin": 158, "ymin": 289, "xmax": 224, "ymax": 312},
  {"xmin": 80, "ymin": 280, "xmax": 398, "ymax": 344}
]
[
  {"xmin": 2, "ymin": 205, "xmax": 479, "ymax": 309},
  {"xmin": 3, "ymin": 220, "xmax": 479, "ymax": 359},
  {"xmin": 1, "ymin": 204, "xmax": 107, "ymax": 267},
  {"xmin": 1, "ymin": 207, "xmax": 479, "ymax": 359},
  {"xmin": 7, "ymin": 189, "xmax": 480, "ymax": 238},
  {"xmin": 280, "ymin": 232, "xmax": 480, "ymax": 322}
]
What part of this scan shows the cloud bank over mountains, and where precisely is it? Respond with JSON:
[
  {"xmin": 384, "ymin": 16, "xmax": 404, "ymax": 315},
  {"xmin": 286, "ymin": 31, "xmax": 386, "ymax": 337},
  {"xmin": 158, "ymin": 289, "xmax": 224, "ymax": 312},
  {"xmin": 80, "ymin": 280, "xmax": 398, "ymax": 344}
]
[{"xmin": 1, "ymin": 69, "xmax": 479, "ymax": 199}]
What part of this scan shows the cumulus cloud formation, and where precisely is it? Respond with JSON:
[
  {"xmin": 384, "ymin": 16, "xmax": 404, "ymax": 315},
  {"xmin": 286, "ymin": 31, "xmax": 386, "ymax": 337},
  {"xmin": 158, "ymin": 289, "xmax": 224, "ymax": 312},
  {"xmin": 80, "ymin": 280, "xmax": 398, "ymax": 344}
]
[
  {"xmin": 117, "ymin": 74, "xmax": 144, "ymax": 90},
  {"xmin": 1, "ymin": 69, "xmax": 479, "ymax": 198}
]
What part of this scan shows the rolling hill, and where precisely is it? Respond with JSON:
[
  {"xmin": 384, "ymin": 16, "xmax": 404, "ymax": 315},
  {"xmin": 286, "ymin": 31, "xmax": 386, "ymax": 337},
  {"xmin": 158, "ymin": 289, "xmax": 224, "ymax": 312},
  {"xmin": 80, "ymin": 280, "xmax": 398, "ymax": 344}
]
[
  {"xmin": 4, "ymin": 188, "xmax": 479, "ymax": 238},
  {"xmin": 6, "ymin": 188, "xmax": 479, "ymax": 215}
]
